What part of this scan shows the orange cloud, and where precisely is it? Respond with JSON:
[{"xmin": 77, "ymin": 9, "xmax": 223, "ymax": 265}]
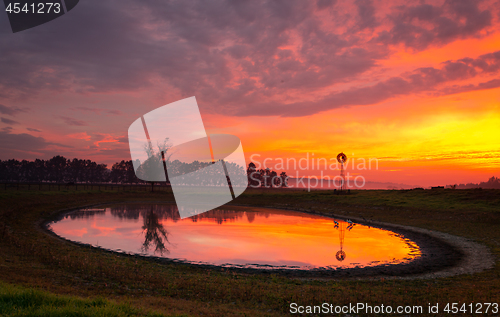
[{"xmin": 68, "ymin": 132, "xmax": 91, "ymax": 141}]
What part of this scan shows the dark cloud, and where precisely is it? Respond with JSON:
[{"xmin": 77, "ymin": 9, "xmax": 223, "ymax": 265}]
[
  {"xmin": 117, "ymin": 136, "xmax": 129, "ymax": 143},
  {"xmin": 0, "ymin": 0, "xmax": 383, "ymax": 112},
  {"xmin": 355, "ymin": 0, "xmax": 379, "ymax": 30},
  {"xmin": 436, "ymin": 78, "xmax": 500, "ymax": 96},
  {"xmin": 1, "ymin": 117, "xmax": 20, "ymax": 125},
  {"xmin": 235, "ymin": 50, "xmax": 500, "ymax": 117},
  {"xmin": 0, "ymin": 0, "xmax": 497, "ymax": 119},
  {"xmin": 92, "ymin": 133, "xmax": 114, "ymax": 142},
  {"xmin": 58, "ymin": 116, "xmax": 89, "ymax": 126},
  {"xmin": 106, "ymin": 110, "xmax": 122, "ymax": 115},
  {"xmin": 0, "ymin": 131, "xmax": 48, "ymax": 151},
  {"xmin": 234, "ymin": 77, "xmax": 413, "ymax": 116},
  {"xmin": 378, "ymin": 0, "xmax": 492, "ymax": 50},
  {"xmin": 93, "ymin": 147, "xmax": 134, "ymax": 160},
  {"xmin": 27, "ymin": 128, "xmax": 42, "ymax": 132},
  {"xmin": 73, "ymin": 107, "xmax": 123, "ymax": 115},
  {"xmin": 0, "ymin": 130, "xmax": 71, "ymax": 154},
  {"xmin": 0, "ymin": 104, "xmax": 27, "ymax": 115},
  {"xmin": 316, "ymin": 0, "xmax": 336, "ymax": 10},
  {"xmin": 74, "ymin": 107, "xmax": 101, "ymax": 113}
]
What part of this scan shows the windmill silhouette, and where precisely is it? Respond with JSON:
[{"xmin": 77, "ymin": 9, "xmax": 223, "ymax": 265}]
[{"xmin": 337, "ymin": 152, "xmax": 347, "ymax": 191}]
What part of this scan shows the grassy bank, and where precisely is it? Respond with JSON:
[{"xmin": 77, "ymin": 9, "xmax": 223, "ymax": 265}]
[
  {"xmin": 0, "ymin": 188, "xmax": 499, "ymax": 316},
  {"xmin": 0, "ymin": 281, "xmax": 172, "ymax": 317}
]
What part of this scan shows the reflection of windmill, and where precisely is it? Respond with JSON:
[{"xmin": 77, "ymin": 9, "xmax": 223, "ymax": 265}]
[
  {"xmin": 334, "ymin": 219, "xmax": 355, "ymax": 262},
  {"xmin": 142, "ymin": 206, "xmax": 170, "ymax": 255},
  {"xmin": 337, "ymin": 152, "xmax": 347, "ymax": 191}
]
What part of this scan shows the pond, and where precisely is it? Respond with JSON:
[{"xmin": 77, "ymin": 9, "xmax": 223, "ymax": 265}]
[{"xmin": 47, "ymin": 204, "xmax": 421, "ymax": 270}]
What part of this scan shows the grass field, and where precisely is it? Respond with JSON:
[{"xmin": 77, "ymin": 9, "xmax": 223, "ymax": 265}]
[
  {"xmin": 0, "ymin": 281, "xmax": 174, "ymax": 317},
  {"xmin": 0, "ymin": 187, "xmax": 499, "ymax": 316}
]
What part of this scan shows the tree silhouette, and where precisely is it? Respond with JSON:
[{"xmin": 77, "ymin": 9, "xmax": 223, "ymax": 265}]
[
  {"xmin": 135, "ymin": 138, "xmax": 173, "ymax": 191},
  {"xmin": 246, "ymin": 162, "xmax": 288, "ymax": 188}
]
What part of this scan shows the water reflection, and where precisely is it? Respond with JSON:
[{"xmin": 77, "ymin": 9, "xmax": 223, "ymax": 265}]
[
  {"xmin": 333, "ymin": 219, "xmax": 356, "ymax": 262},
  {"xmin": 48, "ymin": 204, "xmax": 420, "ymax": 269},
  {"xmin": 142, "ymin": 206, "xmax": 170, "ymax": 255}
]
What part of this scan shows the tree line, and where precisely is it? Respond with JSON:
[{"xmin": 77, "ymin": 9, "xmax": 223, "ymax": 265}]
[
  {"xmin": 247, "ymin": 162, "xmax": 288, "ymax": 188},
  {"xmin": 447, "ymin": 176, "xmax": 500, "ymax": 189},
  {"xmin": 0, "ymin": 156, "xmax": 112, "ymax": 183},
  {"xmin": 0, "ymin": 156, "xmax": 288, "ymax": 188}
]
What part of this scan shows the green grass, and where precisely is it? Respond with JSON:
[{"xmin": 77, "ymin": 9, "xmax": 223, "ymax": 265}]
[
  {"xmin": 238, "ymin": 188, "xmax": 500, "ymax": 213},
  {"xmin": 0, "ymin": 187, "xmax": 499, "ymax": 316},
  {"xmin": 0, "ymin": 282, "xmax": 174, "ymax": 317}
]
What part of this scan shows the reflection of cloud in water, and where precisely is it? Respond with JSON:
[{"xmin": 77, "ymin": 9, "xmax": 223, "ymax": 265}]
[
  {"xmin": 69, "ymin": 204, "xmax": 315, "ymax": 226},
  {"xmin": 114, "ymin": 227, "xmax": 137, "ymax": 234},
  {"xmin": 67, "ymin": 209, "xmax": 106, "ymax": 220},
  {"xmin": 222, "ymin": 258, "xmax": 312, "ymax": 268},
  {"xmin": 89, "ymin": 228, "xmax": 103, "ymax": 235},
  {"xmin": 107, "ymin": 204, "xmax": 289, "ymax": 225},
  {"xmin": 69, "ymin": 228, "xmax": 87, "ymax": 237},
  {"xmin": 49, "ymin": 204, "xmax": 421, "ymax": 270}
]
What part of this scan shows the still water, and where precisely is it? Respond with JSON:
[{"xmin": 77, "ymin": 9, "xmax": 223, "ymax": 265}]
[{"xmin": 48, "ymin": 204, "xmax": 420, "ymax": 270}]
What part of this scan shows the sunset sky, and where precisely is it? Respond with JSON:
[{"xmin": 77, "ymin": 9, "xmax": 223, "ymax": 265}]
[{"xmin": 0, "ymin": 0, "xmax": 499, "ymax": 187}]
